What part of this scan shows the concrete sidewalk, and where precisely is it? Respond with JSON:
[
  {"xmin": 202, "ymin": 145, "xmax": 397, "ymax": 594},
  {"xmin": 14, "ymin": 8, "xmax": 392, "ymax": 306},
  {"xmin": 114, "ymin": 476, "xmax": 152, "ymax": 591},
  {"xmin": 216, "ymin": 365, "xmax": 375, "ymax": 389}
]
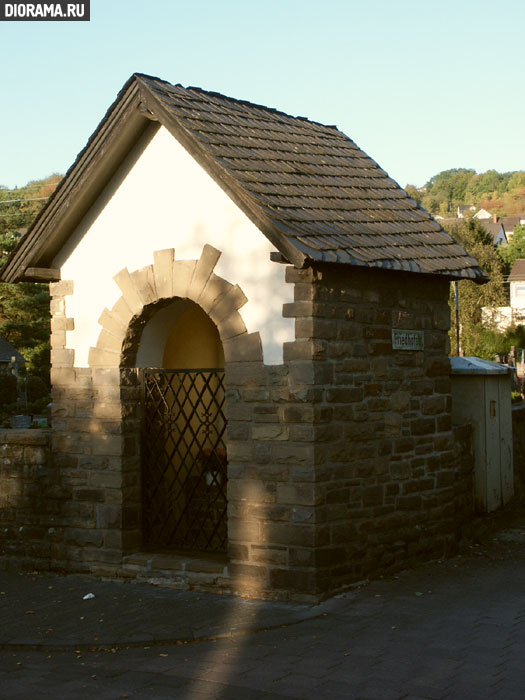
[{"xmin": 1, "ymin": 511, "xmax": 525, "ymax": 699}]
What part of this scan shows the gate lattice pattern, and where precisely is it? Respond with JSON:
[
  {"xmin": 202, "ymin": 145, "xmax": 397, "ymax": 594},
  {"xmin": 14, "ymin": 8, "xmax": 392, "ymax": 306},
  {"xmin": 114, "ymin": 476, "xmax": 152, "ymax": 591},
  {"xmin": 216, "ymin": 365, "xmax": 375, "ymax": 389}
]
[{"xmin": 141, "ymin": 369, "xmax": 227, "ymax": 553}]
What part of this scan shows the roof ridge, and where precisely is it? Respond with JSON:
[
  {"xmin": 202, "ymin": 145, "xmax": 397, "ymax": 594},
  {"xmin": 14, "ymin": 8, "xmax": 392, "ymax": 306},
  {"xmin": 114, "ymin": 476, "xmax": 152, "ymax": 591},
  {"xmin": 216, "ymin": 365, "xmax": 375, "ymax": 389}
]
[{"xmin": 134, "ymin": 73, "xmax": 343, "ymax": 134}]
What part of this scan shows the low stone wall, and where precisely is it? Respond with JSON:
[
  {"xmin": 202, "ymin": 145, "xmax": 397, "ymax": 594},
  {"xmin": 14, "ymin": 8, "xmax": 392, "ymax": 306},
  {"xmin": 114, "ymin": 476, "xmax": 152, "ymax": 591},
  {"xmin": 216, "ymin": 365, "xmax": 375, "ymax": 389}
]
[
  {"xmin": 512, "ymin": 404, "xmax": 525, "ymax": 501},
  {"xmin": 0, "ymin": 429, "xmax": 57, "ymax": 569}
]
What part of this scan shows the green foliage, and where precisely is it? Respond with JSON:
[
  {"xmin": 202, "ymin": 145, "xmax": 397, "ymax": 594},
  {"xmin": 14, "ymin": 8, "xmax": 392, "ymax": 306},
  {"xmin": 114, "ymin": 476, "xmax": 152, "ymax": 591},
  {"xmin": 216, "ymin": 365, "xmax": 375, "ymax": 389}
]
[
  {"xmin": 0, "ymin": 175, "xmax": 60, "ymax": 385},
  {"xmin": 426, "ymin": 168, "xmax": 475, "ymax": 211},
  {"xmin": 0, "ymin": 371, "xmax": 18, "ymax": 406},
  {"xmin": 411, "ymin": 168, "xmax": 525, "ymax": 218},
  {"xmin": 446, "ymin": 219, "xmax": 507, "ymax": 358},
  {"xmin": 498, "ymin": 224, "xmax": 525, "ymax": 275}
]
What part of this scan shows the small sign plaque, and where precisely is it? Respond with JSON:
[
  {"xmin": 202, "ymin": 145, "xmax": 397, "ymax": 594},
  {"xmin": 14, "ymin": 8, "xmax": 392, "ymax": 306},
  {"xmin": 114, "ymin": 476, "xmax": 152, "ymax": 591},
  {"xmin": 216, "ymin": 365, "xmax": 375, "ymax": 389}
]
[{"xmin": 392, "ymin": 329, "xmax": 424, "ymax": 351}]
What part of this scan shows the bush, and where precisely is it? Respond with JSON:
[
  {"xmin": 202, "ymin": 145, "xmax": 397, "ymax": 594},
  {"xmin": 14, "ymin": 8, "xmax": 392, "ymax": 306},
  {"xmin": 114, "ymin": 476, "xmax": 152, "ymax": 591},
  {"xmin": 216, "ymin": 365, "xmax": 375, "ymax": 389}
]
[{"xmin": 0, "ymin": 371, "xmax": 18, "ymax": 406}]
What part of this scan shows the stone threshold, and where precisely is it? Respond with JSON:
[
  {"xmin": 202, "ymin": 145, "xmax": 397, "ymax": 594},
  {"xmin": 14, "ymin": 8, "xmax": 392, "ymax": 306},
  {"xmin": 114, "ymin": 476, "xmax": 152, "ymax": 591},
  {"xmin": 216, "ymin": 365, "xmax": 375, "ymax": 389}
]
[{"xmin": 120, "ymin": 550, "xmax": 231, "ymax": 592}]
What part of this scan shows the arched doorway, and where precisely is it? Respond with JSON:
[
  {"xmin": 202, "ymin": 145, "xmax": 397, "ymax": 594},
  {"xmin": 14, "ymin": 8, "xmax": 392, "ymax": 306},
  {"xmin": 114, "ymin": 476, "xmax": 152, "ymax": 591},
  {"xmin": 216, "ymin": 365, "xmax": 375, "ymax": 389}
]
[{"xmin": 138, "ymin": 299, "xmax": 227, "ymax": 553}]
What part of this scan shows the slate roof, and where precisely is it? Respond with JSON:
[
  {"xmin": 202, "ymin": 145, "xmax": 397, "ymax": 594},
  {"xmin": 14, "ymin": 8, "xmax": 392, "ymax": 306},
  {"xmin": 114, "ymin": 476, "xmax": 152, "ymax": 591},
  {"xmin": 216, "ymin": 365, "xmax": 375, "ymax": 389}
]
[
  {"xmin": 0, "ymin": 337, "xmax": 25, "ymax": 364},
  {"xmin": 478, "ymin": 220, "xmax": 506, "ymax": 245},
  {"xmin": 508, "ymin": 259, "xmax": 525, "ymax": 282},
  {"xmin": 500, "ymin": 216, "xmax": 523, "ymax": 233},
  {"xmin": 1, "ymin": 73, "xmax": 485, "ymax": 283}
]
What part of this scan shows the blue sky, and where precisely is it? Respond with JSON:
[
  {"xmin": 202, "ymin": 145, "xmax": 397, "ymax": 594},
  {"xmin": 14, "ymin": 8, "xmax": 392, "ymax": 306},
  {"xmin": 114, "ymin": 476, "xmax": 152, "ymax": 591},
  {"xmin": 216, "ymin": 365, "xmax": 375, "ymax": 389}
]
[{"xmin": 1, "ymin": 0, "xmax": 524, "ymax": 190}]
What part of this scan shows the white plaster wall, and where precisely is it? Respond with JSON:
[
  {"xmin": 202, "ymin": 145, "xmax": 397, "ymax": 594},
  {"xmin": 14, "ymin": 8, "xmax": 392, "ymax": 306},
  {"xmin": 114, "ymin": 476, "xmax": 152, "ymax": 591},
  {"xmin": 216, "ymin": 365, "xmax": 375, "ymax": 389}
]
[
  {"xmin": 54, "ymin": 125, "xmax": 294, "ymax": 366},
  {"xmin": 511, "ymin": 282, "xmax": 525, "ymax": 310}
]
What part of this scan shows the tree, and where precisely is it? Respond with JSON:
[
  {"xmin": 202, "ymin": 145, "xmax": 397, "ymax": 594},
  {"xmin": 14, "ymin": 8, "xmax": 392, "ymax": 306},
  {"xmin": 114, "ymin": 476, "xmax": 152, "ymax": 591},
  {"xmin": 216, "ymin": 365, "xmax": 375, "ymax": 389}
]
[
  {"xmin": 446, "ymin": 219, "xmax": 507, "ymax": 358},
  {"xmin": 498, "ymin": 224, "xmax": 525, "ymax": 275},
  {"xmin": 424, "ymin": 168, "xmax": 475, "ymax": 214},
  {"xmin": 0, "ymin": 175, "xmax": 61, "ymax": 384},
  {"xmin": 410, "ymin": 168, "xmax": 525, "ymax": 218}
]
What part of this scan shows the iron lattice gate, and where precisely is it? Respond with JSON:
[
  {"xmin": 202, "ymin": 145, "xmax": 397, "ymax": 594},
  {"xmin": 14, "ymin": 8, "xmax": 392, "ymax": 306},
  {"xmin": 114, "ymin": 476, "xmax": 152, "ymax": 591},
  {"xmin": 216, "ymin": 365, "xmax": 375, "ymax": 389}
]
[{"xmin": 141, "ymin": 369, "xmax": 227, "ymax": 553}]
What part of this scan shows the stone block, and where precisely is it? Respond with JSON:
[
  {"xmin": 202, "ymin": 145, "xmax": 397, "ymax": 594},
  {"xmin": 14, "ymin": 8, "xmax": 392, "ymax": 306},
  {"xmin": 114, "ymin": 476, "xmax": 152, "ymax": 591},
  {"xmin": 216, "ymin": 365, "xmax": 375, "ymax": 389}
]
[
  {"xmin": 411, "ymin": 417, "xmax": 435, "ymax": 436},
  {"xmin": 437, "ymin": 414, "xmax": 452, "ymax": 432},
  {"xmin": 247, "ymin": 503, "xmax": 290, "ymax": 520},
  {"xmin": 294, "ymin": 283, "xmax": 315, "ymax": 301},
  {"xmin": 110, "ymin": 297, "xmax": 135, "ymax": 327},
  {"xmin": 289, "ymin": 547, "xmax": 315, "ymax": 566},
  {"xmin": 228, "ymin": 478, "xmax": 275, "ymax": 504},
  {"xmin": 171, "ymin": 259, "xmax": 196, "ymax": 298},
  {"xmin": 51, "ymin": 316, "xmax": 75, "ymax": 332},
  {"xmin": 188, "ymin": 244, "xmax": 221, "ymax": 299},
  {"xmin": 91, "ymin": 367, "xmax": 121, "ymax": 386},
  {"xmin": 98, "ymin": 308, "xmax": 126, "ymax": 340},
  {"xmin": 74, "ymin": 488, "xmax": 105, "ymax": 503},
  {"xmin": 421, "ymin": 395, "xmax": 446, "ymax": 415},
  {"xmin": 50, "ymin": 297, "xmax": 65, "ymax": 316},
  {"xmin": 285, "ymin": 266, "xmax": 315, "ymax": 284},
  {"xmin": 153, "ymin": 248, "xmax": 174, "ymax": 299},
  {"xmin": 283, "ymin": 404, "xmax": 315, "ymax": 423},
  {"xmin": 242, "ymin": 388, "xmax": 269, "ymax": 402},
  {"xmin": 113, "ymin": 268, "xmax": 143, "ymax": 315},
  {"xmin": 252, "ymin": 425, "xmax": 289, "ymax": 441},
  {"xmin": 96, "ymin": 504, "xmax": 122, "ymax": 529},
  {"xmin": 283, "ymin": 340, "xmax": 326, "ymax": 361},
  {"xmin": 22, "ymin": 447, "xmax": 48, "ymax": 465},
  {"xmin": 223, "ymin": 333, "xmax": 263, "ymax": 363},
  {"xmin": 50, "ymin": 330, "xmax": 66, "ymax": 348},
  {"xmin": 361, "ymin": 484, "xmax": 384, "ymax": 507},
  {"xmin": 384, "ymin": 413, "xmax": 402, "ymax": 437},
  {"xmin": 282, "ymin": 300, "xmax": 314, "ymax": 318},
  {"xmin": 396, "ymin": 494, "xmax": 422, "ymax": 510},
  {"xmin": 50, "ymin": 280, "xmax": 74, "ymax": 297},
  {"xmin": 391, "ymin": 461, "xmax": 411, "ymax": 480},
  {"xmin": 289, "ymin": 361, "xmax": 333, "ymax": 386},
  {"xmin": 88, "ymin": 347, "xmax": 120, "ymax": 368},
  {"xmin": 51, "ymin": 348, "xmax": 74, "ymax": 367},
  {"xmin": 225, "ymin": 362, "xmax": 267, "ymax": 387},
  {"xmin": 218, "ymin": 312, "xmax": 247, "ymax": 341},
  {"xmin": 271, "ymin": 442, "xmax": 314, "ymax": 465},
  {"xmin": 91, "ymin": 434, "xmax": 123, "ymax": 456},
  {"xmin": 96, "ymin": 329, "xmax": 122, "ymax": 353},
  {"xmin": 227, "ymin": 517, "xmax": 261, "ymax": 543},
  {"xmin": 209, "ymin": 284, "xmax": 248, "ymax": 324},
  {"xmin": 262, "ymin": 522, "xmax": 315, "ymax": 547},
  {"xmin": 250, "ymin": 545, "xmax": 287, "ymax": 565},
  {"xmin": 198, "ymin": 273, "xmax": 232, "ymax": 312},
  {"xmin": 130, "ymin": 265, "xmax": 157, "ymax": 306},
  {"xmin": 277, "ymin": 483, "xmax": 318, "ymax": 506}
]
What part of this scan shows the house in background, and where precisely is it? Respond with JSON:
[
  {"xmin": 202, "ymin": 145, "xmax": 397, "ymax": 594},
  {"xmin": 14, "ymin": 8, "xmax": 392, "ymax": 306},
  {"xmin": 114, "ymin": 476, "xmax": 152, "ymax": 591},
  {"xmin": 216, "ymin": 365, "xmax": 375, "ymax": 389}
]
[
  {"xmin": 508, "ymin": 259, "xmax": 525, "ymax": 323},
  {"xmin": 473, "ymin": 208, "xmax": 492, "ymax": 220},
  {"xmin": 0, "ymin": 73, "xmax": 485, "ymax": 599},
  {"xmin": 0, "ymin": 337, "xmax": 25, "ymax": 376},
  {"xmin": 478, "ymin": 219, "xmax": 507, "ymax": 247},
  {"xmin": 499, "ymin": 215, "xmax": 525, "ymax": 241},
  {"xmin": 483, "ymin": 259, "xmax": 525, "ymax": 330},
  {"xmin": 457, "ymin": 205, "xmax": 476, "ymax": 218}
]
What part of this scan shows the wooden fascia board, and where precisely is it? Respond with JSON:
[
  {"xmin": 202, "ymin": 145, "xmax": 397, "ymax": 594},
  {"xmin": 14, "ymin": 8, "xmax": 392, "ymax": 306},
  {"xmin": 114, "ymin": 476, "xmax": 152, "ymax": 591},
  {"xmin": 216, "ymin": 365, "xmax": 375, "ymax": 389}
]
[
  {"xmin": 137, "ymin": 79, "xmax": 308, "ymax": 270},
  {"xmin": 23, "ymin": 267, "xmax": 61, "ymax": 281},
  {"xmin": 1, "ymin": 79, "xmax": 152, "ymax": 282}
]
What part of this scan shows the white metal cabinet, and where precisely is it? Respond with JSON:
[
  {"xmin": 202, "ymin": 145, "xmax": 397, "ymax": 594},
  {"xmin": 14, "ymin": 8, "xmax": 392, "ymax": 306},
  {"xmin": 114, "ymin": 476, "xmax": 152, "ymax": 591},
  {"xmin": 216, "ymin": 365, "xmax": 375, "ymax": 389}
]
[{"xmin": 450, "ymin": 357, "xmax": 514, "ymax": 513}]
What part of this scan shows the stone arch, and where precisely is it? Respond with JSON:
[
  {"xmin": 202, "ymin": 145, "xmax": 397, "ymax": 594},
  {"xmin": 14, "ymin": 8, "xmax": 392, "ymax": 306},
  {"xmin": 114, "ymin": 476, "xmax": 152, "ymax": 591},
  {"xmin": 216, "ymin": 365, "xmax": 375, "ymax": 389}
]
[
  {"xmin": 88, "ymin": 244, "xmax": 263, "ymax": 367},
  {"xmin": 84, "ymin": 244, "xmax": 264, "ymax": 558}
]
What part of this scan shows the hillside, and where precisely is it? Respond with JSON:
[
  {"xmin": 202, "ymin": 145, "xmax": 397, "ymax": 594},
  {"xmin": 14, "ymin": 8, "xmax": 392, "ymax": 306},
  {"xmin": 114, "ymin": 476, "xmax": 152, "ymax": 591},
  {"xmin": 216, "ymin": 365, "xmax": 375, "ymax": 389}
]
[{"xmin": 405, "ymin": 168, "xmax": 525, "ymax": 218}]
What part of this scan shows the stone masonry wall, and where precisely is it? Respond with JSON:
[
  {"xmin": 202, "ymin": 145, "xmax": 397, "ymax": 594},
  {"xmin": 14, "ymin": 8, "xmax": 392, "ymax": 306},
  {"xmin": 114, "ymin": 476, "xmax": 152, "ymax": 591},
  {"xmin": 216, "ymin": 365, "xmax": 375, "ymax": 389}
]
[
  {"xmin": 0, "ymin": 429, "xmax": 56, "ymax": 569},
  {"xmin": 282, "ymin": 265, "xmax": 473, "ymax": 595},
  {"xmin": 223, "ymin": 265, "xmax": 476, "ymax": 599},
  {"xmin": 0, "ymin": 259, "xmax": 482, "ymax": 600}
]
